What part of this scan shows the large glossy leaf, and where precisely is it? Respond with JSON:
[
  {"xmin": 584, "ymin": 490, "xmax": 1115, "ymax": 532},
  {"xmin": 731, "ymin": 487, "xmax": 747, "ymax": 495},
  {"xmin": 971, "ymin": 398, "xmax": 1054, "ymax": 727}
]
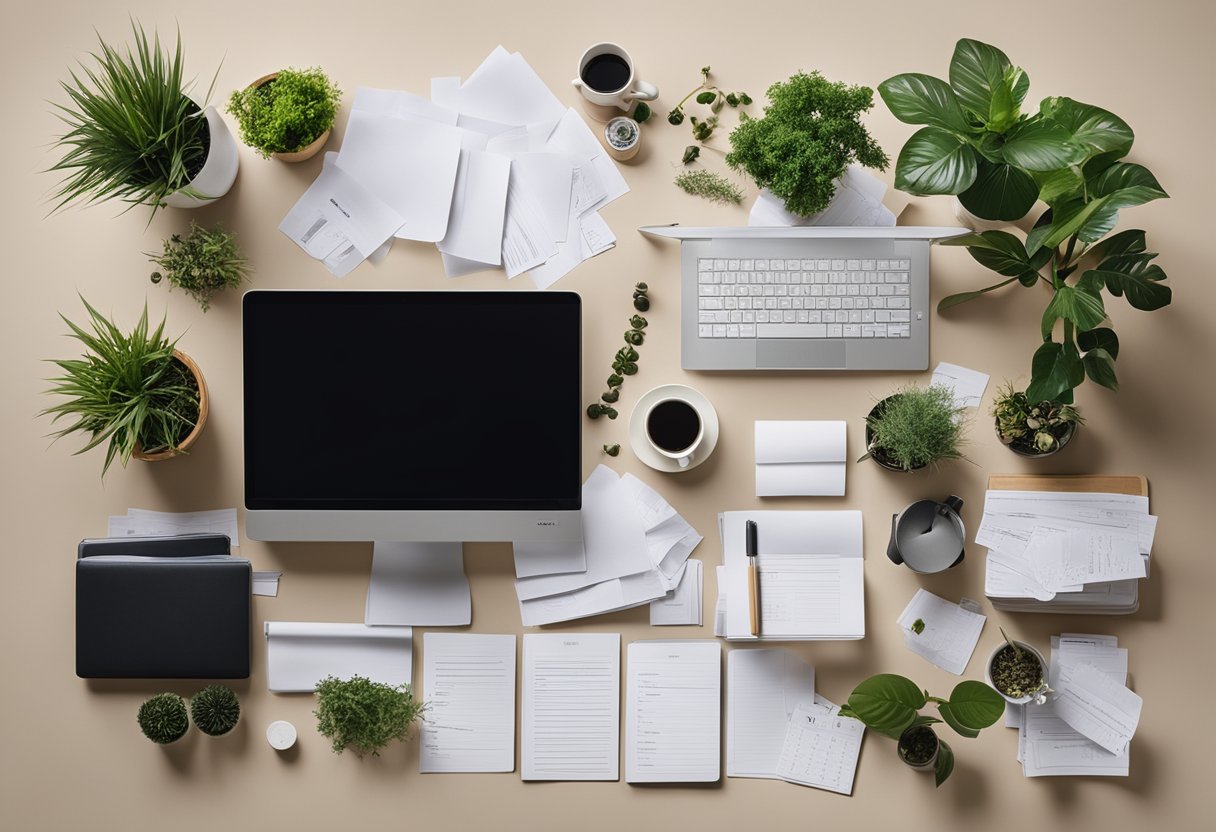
[
  {"xmin": 948, "ymin": 38, "xmax": 1013, "ymax": 122},
  {"xmin": 1032, "ymin": 198, "xmax": 1106, "ymax": 253},
  {"xmin": 1083, "ymin": 347, "xmax": 1119, "ymax": 390},
  {"xmin": 938, "ymin": 705, "xmax": 979, "ymax": 738},
  {"xmin": 1089, "ymin": 257, "xmax": 1172, "ymax": 311},
  {"xmin": 1027, "ymin": 340, "xmax": 1083, "ymax": 403},
  {"xmin": 847, "ymin": 674, "xmax": 926, "ymax": 739},
  {"xmin": 1087, "ymin": 229, "xmax": 1146, "ymax": 262},
  {"xmin": 894, "ymin": 127, "xmax": 978, "ymax": 195},
  {"xmin": 938, "ymin": 276, "xmax": 1021, "ymax": 312},
  {"xmin": 1078, "ymin": 326, "xmax": 1120, "ymax": 360},
  {"xmin": 998, "ymin": 116, "xmax": 1084, "ymax": 172},
  {"xmin": 941, "ymin": 230, "xmax": 1035, "ymax": 278},
  {"xmin": 958, "ymin": 158, "xmax": 1039, "ymax": 221},
  {"xmin": 1040, "ymin": 97, "xmax": 1134, "ymax": 160},
  {"xmin": 879, "ymin": 73, "xmax": 974, "ymax": 133},
  {"xmin": 934, "ymin": 739, "xmax": 955, "ymax": 787},
  {"xmin": 1032, "ymin": 166, "xmax": 1085, "ymax": 206},
  {"xmin": 944, "ymin": 681, "xmax": 1006, "ymax": 730},
  {"xmin": 1079, "ymin": 163, "xmax": 1169, "ymax": 242},
  {"xmin": 1042, "ymin": 285, "xmax": 1107, "ymax": 338}
]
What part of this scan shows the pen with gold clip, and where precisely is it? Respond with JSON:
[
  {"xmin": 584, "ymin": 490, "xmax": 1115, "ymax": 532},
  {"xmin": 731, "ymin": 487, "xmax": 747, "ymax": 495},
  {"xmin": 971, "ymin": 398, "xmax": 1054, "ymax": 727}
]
[{"xmin": 746, "ymin": 520, "xmax": 760, "ymax": 636}]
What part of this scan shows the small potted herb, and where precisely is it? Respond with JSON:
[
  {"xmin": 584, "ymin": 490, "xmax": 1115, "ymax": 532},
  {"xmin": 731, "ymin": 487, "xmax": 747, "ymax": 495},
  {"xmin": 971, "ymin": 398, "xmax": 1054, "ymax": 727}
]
[
  {"xmin": 992, "ymin": 384, "xmax": 1081, "ymax": 457},
  {"xmin": 860, "ymin": 383, "xmax": 966, "ymax": 472},
  {"xmin": 314, "ymin": 675, "xmax": 426, "ymax": 757},
  {"xmin": 839, "ymin": 673, "xmax": 1004, "ymax": 786},
  {"xmin": 138, "ymin": 693, "xmax": 189, "ymax": 745},
  {"xmin": 41, "ymin": 299, "xmax": 207, "ymax": 476},
  {"xmin": 49, "ymin": 22, "xmax": 239, "ymax": 216},
  {"xmin": 190, "ymin": 684, "xmax": 241, "ymax": 737},
  {"xmin": 149, "ymin": 222, "xmax": 251, "ymax": 311},
  {"xmin": 986, "ymin": 630, "xmax": 1049, "ymax": 705},
  {"xmin": 228, "ymin": 67, "xmax": 342, "ymax": 162}
]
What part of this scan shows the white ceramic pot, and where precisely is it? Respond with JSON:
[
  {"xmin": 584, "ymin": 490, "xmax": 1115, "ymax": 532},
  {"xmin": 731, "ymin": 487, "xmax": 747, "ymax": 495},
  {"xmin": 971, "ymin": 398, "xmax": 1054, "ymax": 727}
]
[
  {"xmin": 163, "ymin": 105, "xmax": 240, "ymax": 208},
  {"xmin": 986, "ymin": 639, "xmax": 1049, "ymax": 704}
]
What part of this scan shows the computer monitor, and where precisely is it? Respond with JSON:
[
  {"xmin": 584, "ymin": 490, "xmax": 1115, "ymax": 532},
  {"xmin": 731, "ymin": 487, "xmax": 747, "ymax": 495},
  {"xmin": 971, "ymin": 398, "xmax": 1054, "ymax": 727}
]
[{"xmin": 243, "ymin": 291, "xmax": 583, "ymax": 544}]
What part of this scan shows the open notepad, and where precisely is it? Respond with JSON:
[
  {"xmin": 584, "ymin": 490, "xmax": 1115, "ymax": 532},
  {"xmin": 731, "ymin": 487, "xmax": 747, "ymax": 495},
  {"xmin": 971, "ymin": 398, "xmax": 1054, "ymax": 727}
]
[{"xmin": 717, "ymin": 511, "xmax": 864, "ymax": 640}]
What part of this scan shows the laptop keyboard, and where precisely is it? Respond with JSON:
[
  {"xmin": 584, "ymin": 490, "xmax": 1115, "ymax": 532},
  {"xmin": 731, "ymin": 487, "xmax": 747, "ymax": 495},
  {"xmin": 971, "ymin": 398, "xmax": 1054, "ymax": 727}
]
[{"xmin": 697, "ymin": 257, "xmax": 914, "ymax": 339}]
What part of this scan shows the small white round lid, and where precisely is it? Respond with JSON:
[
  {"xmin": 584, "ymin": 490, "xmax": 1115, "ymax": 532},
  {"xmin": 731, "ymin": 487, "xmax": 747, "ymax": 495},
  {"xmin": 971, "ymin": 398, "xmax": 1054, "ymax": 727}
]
[{"xmin": 266, "ymin": 720, "xmax": 297, "ymax": 750}]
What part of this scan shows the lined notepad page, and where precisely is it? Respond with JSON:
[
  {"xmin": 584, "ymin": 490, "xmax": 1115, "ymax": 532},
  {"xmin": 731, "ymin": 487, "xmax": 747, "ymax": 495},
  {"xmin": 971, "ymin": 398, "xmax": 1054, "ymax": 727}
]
[
  {"xmin": 420, "ymin": 633, "xmax": 516, "ymax": 773},
  {"xmin": 522, "ymin": 633, "xmax": 620, "ymax": 781},
  {"xmin": 625, "ymin": 640, "xmax": 721, "ymax": 783},
  {"xmin": 726, "ymin": 648, "xmax": 815, "ymax": 778}
]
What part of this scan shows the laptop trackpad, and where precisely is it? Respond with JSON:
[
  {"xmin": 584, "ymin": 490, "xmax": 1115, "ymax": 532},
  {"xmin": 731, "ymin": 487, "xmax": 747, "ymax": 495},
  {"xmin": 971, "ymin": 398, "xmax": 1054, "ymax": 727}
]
[{"xmin": 757, "ymin": 340, "xmax": 846, "ymax": 369}]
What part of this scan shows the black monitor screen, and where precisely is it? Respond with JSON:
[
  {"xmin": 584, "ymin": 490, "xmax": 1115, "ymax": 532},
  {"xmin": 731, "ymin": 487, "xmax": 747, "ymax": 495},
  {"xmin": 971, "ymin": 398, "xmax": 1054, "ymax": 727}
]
[{"xmin": 244, "ymin": 291, "xmax": 581, "ymax": 511}]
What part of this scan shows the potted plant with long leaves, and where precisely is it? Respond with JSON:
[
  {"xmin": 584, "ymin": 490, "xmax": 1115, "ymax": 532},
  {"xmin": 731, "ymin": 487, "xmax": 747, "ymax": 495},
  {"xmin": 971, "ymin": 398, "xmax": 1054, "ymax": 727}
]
[
  {"xmin": 839, "ymin": 674, "xmax": 1005, "ymax": 786},
  {"xmin": 880, "ymin": 38, "xmax": 1170, "ymax": 404},
  {"xmin": 49, "ymin": 21, "xmax": 238, "ymax": 217},
  {"xmin": 41, "ymin": 298, "xmax": 207, "ymax": 475}
]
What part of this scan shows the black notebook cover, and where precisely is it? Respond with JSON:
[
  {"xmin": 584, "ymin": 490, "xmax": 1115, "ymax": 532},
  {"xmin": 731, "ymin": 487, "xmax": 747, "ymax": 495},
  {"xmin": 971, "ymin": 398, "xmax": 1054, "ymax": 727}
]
[{"xmin": 76, "ymin": 534, "xmax": 251, "ymax": 679}]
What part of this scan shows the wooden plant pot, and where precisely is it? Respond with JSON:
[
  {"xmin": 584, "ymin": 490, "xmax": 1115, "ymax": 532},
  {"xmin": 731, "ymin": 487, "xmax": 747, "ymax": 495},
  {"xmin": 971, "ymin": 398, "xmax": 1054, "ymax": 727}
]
[
  {"xmin": 248, "ymin": 72, "xmax": 331, "ymax": 163},
  {"xmin": 133, "ymin": 349, "xmax": 209, "ymax": 461}
]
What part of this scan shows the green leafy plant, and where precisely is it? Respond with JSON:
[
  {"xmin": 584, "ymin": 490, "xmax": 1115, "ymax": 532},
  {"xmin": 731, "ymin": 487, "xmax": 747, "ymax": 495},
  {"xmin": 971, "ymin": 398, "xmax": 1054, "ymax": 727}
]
[
  {"xmin": 880, "ymin": 39, "xmax": 1170, "ymax": 404},
  {"xmin": 839, "ymin": 674, "xmax": 1004, "ymax": 786},
  {"xmin": 190, "ymin": 684, "xmax": 241, "ymax": 736},
  {"xmin": 588, "ymin": 286, "xmax": 650, "ymax": 420},
  {"xmin": 49, "ymin": 22, "xmax": 217, "ymax": 217},
  {"xmin": 674, "ymin": 169, "xmax": 744, "ymax": 205},
  {"xmin": 227, "ymin": 67, "xmax": 341, "ymax": 157},
  {"xmin": 992, "ymin": 382, "xmax": 1081, "ymax": 454},
  {"xmin": 138, "ymin": 693, "xmax": 189, "ymax": 744},
  {"xmin": 41, "ymin": 298, "xmax": 200, "ymax": 476},
  {"xmin": 666, "ymin": 66, "xmax": 751, "ymax": 143},
  {"xmin": 861, "ymin": 384, "xmax": 966, "ymax": 471},
  {"xmin": 314, "ymin": 675, "xmax": 426, "ymax": 757},
  {"xmin": 726, "ymin": 72, "xmax": 888, "ymax": 216},
  {"xmin": 149, "ymin": 222, "xmax": 250, "ymax": 310},
  {"xmin": 632, "ymin": 102, "xmax": 652, "ymax": 124}
]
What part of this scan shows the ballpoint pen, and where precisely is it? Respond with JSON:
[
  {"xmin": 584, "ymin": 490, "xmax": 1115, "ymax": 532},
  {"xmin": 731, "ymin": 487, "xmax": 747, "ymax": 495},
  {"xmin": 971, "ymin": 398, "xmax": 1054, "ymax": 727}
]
[{"xmin": 746, "ymin": 520, "xmax": 760, "ymax": 636}]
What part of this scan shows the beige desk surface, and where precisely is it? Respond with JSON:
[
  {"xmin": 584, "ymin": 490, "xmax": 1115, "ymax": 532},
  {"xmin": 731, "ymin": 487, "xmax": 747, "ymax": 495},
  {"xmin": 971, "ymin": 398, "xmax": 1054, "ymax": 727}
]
[{"xmin": 2, "ymin": 1, "xmax": 1214, "ymax": 829}]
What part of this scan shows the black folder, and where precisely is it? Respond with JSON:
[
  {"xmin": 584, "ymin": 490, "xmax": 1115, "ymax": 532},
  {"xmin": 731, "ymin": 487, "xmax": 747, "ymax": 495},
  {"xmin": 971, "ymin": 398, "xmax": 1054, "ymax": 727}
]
[{"xmin": 76, "ymin": 534, "xmax": 251, "ymax": 679}]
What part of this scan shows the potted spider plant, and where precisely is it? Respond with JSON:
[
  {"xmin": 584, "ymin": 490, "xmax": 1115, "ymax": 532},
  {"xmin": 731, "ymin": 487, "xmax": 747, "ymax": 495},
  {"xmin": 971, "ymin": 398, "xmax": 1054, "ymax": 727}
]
[
  {"xmin": 991, "ymin": 383, "xmax": 1082, "ymax": 457},
  {"xmin": 227, "ymin": 67, "xmax": 342, "ymax": 162},
  {"xmin": 41, "ymin": 298, "xmax": 207, "ymax": 475},
  {"xmin": 48, "ymin": 21, "xmax": 238, "ymax": 217},
  {"xmin": 860, "ymin": 383, "xmax": 967, "ymax": 472}
]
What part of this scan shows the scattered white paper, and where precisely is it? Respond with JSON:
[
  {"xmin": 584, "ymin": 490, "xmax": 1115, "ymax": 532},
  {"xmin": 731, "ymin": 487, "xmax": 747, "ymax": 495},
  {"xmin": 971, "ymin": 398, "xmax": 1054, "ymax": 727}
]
[
  {"xmin": 931, "ymin": 362, "xmax": 990, "ymax": 409},
  {"xmin": 264, "ymin": 622, "xmax": 412, "ymax": 693},
  {"xmin": 650, "ymin": 560, "xmax": 703, "ymax": 626},
  {"xmin": 1026, "ymin": 527, "xmax": 1146, "ymax": 593},
  {"xmin": 625, "ymin": 641, "xmax": 721, "ymax": 783},
  {"xmin": 897, "ymin": 589, "xmax": 986, "ymax": 675},
  {"xmin": 522, "ymin": 633, "xmax": 620, "ymax": 781},
  {"xmin": 726, "ymin": 649, "xmax": 815, "ymax": 779},
  {"xmin": 501, "ymin": 170, "xmax": 559, "ymax": 278},
  {"xmin": 620, "ymin": 473, "xmax": 702, "ymax": 589},
  {"xmin": 544, "ymin": 108, "xmax": 629, "ymax": 211},
  {"xmin": 440, "ymin": 47, "xmax": 565, "ymax": 127},
  {"xmin": 420, "ymin": 633, "xmax": 516, "ymax": 773},
  {"xmin": 352, "ymin": 86, "xmax": 457, "ymax": 125},
  {"xmin": 519, "ymin": 569, "xmax": 668, "ymax": 628},
  {"xmin": 775, "ymin": 702, "xmax": 865, "ymax": 794},
  {"xmin": 749, "ymin": 165, "xmax": 894, "ymax": 227},
  {"xmin": 252, "ymin": 571, "xmax": 281, "ymax": 597},
  {"xmin": 365, "ymin": 542, "xmax": 471, "ymax": 626},
  {"xmin": 754, "ymin": 420, "xmax": 846, "ymax": 497},
  {"xmin": 436, "ymin": 149, "xmax": 510, "ymax": 265},
  {"xmin": 1053, "ymin": 661, "xmax": 1142, "ymax": 756}
]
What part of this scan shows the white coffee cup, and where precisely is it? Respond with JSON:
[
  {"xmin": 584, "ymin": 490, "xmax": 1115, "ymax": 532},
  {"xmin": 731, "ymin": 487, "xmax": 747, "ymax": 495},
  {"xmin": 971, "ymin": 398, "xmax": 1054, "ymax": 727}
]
[
  {"xmin": 644, "ymin": 395, "xmax": 705, "ymax": 469},
  {"xmin": 572, "ymin": 43, "xmax": 658, "ymax": 113}
]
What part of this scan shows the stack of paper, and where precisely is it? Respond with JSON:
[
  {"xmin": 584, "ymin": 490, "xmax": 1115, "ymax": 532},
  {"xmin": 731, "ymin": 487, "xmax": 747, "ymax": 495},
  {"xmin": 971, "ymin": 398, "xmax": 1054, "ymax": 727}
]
[
  {"xmin": 981, "ymin": 490, "xmax": 1157, "ymax": 613},
  {"xmin": 748, "ymin": 165, "xmax": 897, "ymax": 227},
  {"xmin": 714, "ymin": 511, "xmax": 865, "ymax": 640},
  {"xmin": 1014, "ymin": 634, "xmax": 1136, "ymax": 777},
  {"xmin": 280, "ymin": 46, "xmax": 627, "ymax": 286},
  {"xmin": 264, "ymin": 622, "xmax": 412, "ymax": 693},
  {"xmin": 754, "ymin": 420, "xmax": 846, "ymax": 497},
  {"xmin": 897, "ymin": 590, "xmax": 986, "ymax": 675},
  {"xmin": 108, "ymin": 508, "xmax": 239, "ymax": 547},
  {"xmin": 513, "ymin": 466, "xmax": 702, "ymax": 627}
]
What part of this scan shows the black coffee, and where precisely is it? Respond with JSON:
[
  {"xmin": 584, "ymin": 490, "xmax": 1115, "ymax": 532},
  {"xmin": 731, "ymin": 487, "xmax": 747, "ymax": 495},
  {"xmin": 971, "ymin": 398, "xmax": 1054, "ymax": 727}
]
[
  {"xmin": 647, "ymin": 400, "xmax": 701, "ymax": 453},
  {"xmin": 581, "ymin": 54, "xmax": 631, "ymax": 93}
]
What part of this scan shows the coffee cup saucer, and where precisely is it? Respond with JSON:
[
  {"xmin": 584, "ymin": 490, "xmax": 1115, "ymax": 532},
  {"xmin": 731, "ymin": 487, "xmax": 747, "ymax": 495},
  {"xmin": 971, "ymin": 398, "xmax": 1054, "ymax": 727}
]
[{"xmin": 628, "ymin": 384, "xmax": 719, "ymax": 473}]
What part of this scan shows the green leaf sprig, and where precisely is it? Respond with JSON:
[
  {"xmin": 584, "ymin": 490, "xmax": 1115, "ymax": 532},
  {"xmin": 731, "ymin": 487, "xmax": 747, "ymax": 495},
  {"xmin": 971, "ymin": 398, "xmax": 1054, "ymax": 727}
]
[
  {"xmin": 313, "ymin": 675, "xmax": 426, "ymax": 757},
  {"xmin": 675, "ymin": 170, "xmax": 744, "ymax": 205},
  {"xmin": 588, "ymin": 286, "xmax": 650, "ymax": 420},
  {"xmin": 148, "ymin": 221, "xmax": 251, "ymax": 311},
  {"xmin": 603, "ymin": 444, "xmax": 621, "ymax": 457},
  {"xmin": 666, "ymin": 66, "xmax": 751, "ymax": 145}
]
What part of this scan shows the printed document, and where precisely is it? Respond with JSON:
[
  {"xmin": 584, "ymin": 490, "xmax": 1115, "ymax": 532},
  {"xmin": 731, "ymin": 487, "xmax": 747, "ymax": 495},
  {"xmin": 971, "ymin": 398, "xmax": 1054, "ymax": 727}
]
[
  {"xmin": 896, "ymin": 589, "xmax": 986, "ymax": 675},
  {"xmin": 650, "ymin": 560, "xmax": 703, "ymax": 626},
  {"xmin": 726, "ymin": 648, "xmax": 815, "ymax": 778},
  {"xmin": 1052, "ymin": 660, "xmax": 1142, "ymax": 756},
  {"xmin": 420, "ymin": 633, "xmax": 516, "ymax": 773},
  {"xmin": 522, "ymin": 633, "xmax": 620, "ymax": 781},
  {"xmin": 931, "ymin": 362, "xmax": 990, "ymax": 409},
  {"xmin": 625, "ymin": 641, "xmax": 721, "ymax": 782},
  {"xmin": 775, "ymin": 702, "xmax": 865, "ymax": 794},
  {"xmin": 110, "ymin": 508, "xmax": 239, "ymax": 548}
]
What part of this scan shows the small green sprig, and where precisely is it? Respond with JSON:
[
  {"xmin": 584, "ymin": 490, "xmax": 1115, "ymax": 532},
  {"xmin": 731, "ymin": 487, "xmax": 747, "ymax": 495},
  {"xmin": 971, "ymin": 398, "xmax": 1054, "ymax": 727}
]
[
  {"xmin": 632, "ymin": 102, "xmax": 652, "ymax": 123},
  {"xmin": 588, "ymin": 284, "xmax": 650, "ymax": 421},
  {"xmin": 675, "ymin": 170, "xmax": 744, "ymax": 205},
  {"xmin": 603, "ymin": 444, "xmax": 620, "ymax": 457},
  {"xmin": 667, "ymin": 67, "xmax": 751, "ymax": 140},
  {"xmin": 149, "ymin": 221, "xmax": 251, "ymax": 311},
  {"xmin": 911, "ymin": 618, "xmax": 926, "ymax": 635}
]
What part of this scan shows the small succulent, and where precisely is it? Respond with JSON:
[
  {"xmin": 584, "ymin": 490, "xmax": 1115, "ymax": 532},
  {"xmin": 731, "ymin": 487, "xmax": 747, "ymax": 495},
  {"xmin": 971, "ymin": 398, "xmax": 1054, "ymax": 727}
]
[
  {"xmin": 138, "ymin": 693, "xmax": 189, "ymax": 744},
  {"xmin": 587, "ymin": 285, "xmax": 651, "ymax": 422},
  {"xmin": 992, "ymin": 383, "xmax": 1082, "ymax": 454},
  {"xmin": 603, "ymin": 444, "xmax": 621, "ymax": 457},
  {"xmin": 191, "ymin": 684, "xmax": 241, "ymax": 736}
]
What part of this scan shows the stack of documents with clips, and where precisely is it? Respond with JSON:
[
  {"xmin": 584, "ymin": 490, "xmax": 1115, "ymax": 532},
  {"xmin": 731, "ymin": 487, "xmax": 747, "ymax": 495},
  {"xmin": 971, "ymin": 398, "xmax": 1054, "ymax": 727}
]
[
  {"xmin": 980, "ymin": 490, "xmax": 1157, "ymax": 614},
  {"xmin": 714, "ymin": 511, "xmax": 864, "ymax": 640},
  {"xmin": 280, "ymin": 46, "xmax": 627, "ymax": 285}
]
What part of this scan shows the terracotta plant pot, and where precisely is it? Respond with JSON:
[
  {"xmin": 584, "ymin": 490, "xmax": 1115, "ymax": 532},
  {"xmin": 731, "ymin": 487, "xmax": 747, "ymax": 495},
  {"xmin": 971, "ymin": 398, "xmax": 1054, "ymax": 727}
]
[
  {"xmin": 133, "ymin": 349, "xmax": 209, "ymax": 461},
  {"xmin": 247, "ymin": 72, "xmax": 331, "ymax": 163}
]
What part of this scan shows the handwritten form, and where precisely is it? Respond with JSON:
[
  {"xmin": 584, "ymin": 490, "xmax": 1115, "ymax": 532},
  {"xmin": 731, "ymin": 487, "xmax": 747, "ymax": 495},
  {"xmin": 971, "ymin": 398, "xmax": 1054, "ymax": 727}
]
[
  {"xmin": 420, "ymin": 634, "xmax": 516, "ymax": 773},
  {"xmin": 726, "ymin": 648, "xmax": 815, "ymax": 778},
  {"xmin": 775, "ymin": 702, "xmax": 865, "ymax": 794},
  {"xmin": 521, "ymin": 633, "xmax": 620, "ymax": 781},
  {"xmin": 625, "ymin": 641, "xmax": 721, "ymax": 783}
]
